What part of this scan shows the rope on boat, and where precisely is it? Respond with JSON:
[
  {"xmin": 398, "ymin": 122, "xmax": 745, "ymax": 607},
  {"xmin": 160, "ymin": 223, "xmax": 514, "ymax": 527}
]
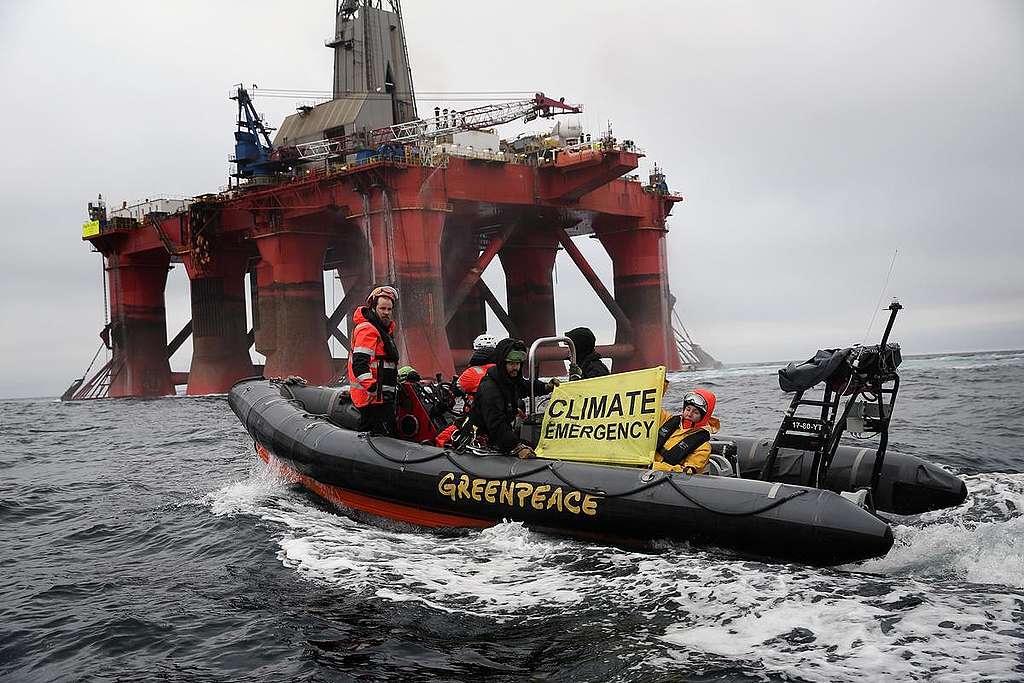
[
  {"xmin": 665, "ymin": 477, "xmax": 807, "ymax": 517},
  {"xmin": 544, "ymin": 462, "xmax": 666, "ymax": 499},
  {"xmin": 240, "ymin": 381, "xmax": 812, "ymax": 519},
  {"xmin": 363, "ymin": 433, "xmax": 807, "ymax": 516},
  {"xmin": 443, "ymin": 451, "xmax": 551, "ymax": 481}
]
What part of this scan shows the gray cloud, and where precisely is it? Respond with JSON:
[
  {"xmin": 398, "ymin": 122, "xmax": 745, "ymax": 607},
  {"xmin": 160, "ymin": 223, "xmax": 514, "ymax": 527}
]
[{"xmin": 1, "ymin": 0, "xmax": 1021, "ymax": 398}]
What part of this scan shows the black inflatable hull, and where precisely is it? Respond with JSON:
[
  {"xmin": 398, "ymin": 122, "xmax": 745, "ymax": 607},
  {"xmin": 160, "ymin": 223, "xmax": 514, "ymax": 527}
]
[
  {"xmin": 722, "ymin": 436, "xmax": 968, "ymax": 515},
  {"xmin": 229, "ymin": 379, "xmax": 894, "ymax": 566}
]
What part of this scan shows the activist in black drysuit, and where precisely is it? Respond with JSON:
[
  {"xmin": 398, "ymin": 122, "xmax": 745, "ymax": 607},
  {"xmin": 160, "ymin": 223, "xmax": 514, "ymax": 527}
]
[
  {"xmin": 565, "ymin": 327, "xmax": 609, "ymax": 379},
  {"xmin": 468, "ymin": 338, "xmax": 555, "ymax": 458}
]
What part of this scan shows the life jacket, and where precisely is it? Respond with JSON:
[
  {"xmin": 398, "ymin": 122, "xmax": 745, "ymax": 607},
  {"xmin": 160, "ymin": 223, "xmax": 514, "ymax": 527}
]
[
  {"xmin": 457, "ymin": 363, "xmax": 496, "ymax": 411},
  {"xmin": 656, "ymin": 415, "xmax": 711, "ymax": 466},
  {"xmin": 347, "ymin": 306, "xmax": 398, "ymax": 408},
  {"xmin": 653, "ymin": 389, "xmax": 720, "ymax": 472},
  {"xmin": 458, "ymin": 364, "xmax": 494, "ymax": 394}
]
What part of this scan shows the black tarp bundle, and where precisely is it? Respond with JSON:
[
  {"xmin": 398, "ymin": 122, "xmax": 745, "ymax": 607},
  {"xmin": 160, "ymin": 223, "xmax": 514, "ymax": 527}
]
[
  {"xmin": 778, "ymin": 344, "xmax": 902, "ymax": 393},
  {"xmin": 779, "ymin": 349, "xmax": 852, "ymax": 393}
]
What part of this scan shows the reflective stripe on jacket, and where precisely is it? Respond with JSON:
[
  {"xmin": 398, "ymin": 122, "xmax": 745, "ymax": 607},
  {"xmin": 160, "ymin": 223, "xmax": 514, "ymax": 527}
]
[{"xmin": 347, "ymin": 307, "xmax": 398, "ymax": 408}]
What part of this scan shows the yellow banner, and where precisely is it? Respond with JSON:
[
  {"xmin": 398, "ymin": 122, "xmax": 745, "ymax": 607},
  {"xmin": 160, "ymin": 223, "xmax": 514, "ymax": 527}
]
[
  {"xmin": 535, "ymin": 366, "xmax": 666, "ymax": 466},
  {"xmin": 82, "ymin": 220, "xmax": 100, "ymax": 238}
]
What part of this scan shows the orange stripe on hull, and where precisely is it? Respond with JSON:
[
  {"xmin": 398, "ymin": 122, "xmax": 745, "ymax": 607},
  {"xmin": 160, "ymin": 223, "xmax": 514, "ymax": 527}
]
[{"xmin": 255, "ymin": 443, "xmax": 494, "ymax": 530}]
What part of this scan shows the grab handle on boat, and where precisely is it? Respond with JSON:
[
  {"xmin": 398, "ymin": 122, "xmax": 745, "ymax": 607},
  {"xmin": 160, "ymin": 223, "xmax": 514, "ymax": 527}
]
[{"xmin": 527, "ymin": 336, "xmax": 577, "ymax": 415}]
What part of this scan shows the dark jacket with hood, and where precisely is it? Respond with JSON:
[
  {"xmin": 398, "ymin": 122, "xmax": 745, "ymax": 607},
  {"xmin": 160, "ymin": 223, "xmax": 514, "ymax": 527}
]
[
  {"xmin": 467, "ymin": 347, "xmax": 494, "ymax": 368},
  {"xmin": 469, "ymin": 338, "xmax": 550, "ymax": 453},
  {"xmin": 565, "ymin": 327, "xmax": 609, "ymax": 379}
]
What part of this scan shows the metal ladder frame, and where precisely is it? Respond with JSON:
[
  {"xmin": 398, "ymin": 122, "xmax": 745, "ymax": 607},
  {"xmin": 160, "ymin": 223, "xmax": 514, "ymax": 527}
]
[{"xmin": 760, "ymin": 301, "xmax": 904, "ymax": 498}]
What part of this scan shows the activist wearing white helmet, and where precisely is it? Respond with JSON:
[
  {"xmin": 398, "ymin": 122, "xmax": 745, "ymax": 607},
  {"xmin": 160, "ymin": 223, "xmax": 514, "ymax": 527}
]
[{"xmin": 473, "ymin": 333, "xmax": 498, "ymax": 351}]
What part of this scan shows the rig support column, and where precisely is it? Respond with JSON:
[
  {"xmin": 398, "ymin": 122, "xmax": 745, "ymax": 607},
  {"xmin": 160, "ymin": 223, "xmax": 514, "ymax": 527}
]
[
  {"xmin": 106, "ymin": 252, "xmax": 175, "ymax": 397},
  {"xmin": 442, "ymin": 220, "xmax": 487, "ymax": 358},
  {"xmin": 184, "ymin": 243, "xmax": 255, "ymax": 395},
  {"xmin": 252, "ymin": 228, "xmax": 333, "ymax": 383},
  {"xmin": 327, "ymin": 224, "xmax": 372, "ymax": 342},
  {"xmin": 389, "ymin": 203, "xmax": 455, "ymax": 377},
  {"xmin": 596, "ymin": 224, "xmax": 678, "ymax": 372},
  {"xmin": 498, "ymin": 225, "xmax": 560, "ymax": 374}
]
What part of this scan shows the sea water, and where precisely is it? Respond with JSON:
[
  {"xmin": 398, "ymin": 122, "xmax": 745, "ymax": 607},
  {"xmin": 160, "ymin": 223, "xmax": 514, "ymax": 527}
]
[{"xmin": 1, "ymin": 350, "xmax": 1022, "ymax": 681}]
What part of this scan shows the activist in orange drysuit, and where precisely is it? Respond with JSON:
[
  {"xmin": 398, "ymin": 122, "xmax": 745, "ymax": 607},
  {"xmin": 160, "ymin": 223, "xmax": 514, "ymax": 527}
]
[
  {"xmin": 347, "ymin": 286, "xmax": 400, "ymax": 435},
  {"xmin": 652, "ymin": 388, "xmax": 720, "ymax": 474},
  {"xmin": 435, "ymin": 335, "xmax": 497, "ymax": 447},
  {"xmin": 457, "ymin": 334, "xmax": 499, "ymax": 402},
  {"xmin": 435, "ymin": 359, "xmax": 494, "ymax": 447}
]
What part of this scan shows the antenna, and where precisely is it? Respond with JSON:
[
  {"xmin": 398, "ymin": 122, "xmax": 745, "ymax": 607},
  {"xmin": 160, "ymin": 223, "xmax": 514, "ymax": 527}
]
[{"xmin": 860, "ymin": 248, "xmax": 899, "ymax": 347}]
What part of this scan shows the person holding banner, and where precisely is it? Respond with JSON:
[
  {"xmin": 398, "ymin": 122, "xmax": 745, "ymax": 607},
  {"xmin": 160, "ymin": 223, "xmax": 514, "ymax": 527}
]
[
  {"xmin": 468, "ymin": 338, "xmax": 558, "ymax": 458},
  {"xmin": 564, "ymin": 327, "xmax": 609, "ymax": 379},
  {"xmin": 534, "ymin": 366, "xmax": 666, "ymax": 466},
  {"xmin": 653, "ymin": 387, "xmax": 720, "ymax": 474}
]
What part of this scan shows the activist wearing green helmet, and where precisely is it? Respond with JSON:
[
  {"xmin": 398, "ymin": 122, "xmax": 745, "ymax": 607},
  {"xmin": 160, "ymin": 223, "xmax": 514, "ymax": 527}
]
[
  {"xmin": 491, "ymin": 338, "xmax": 527, "ymax": 378},
  {"xmin": 505, "ymin": 350, "xmax": 527, "ymax": 363},
  {"xmin": 467, "ymin": 337, "xmax": 558, "ymax": 459},
  {"xmin": 398, "ymin": 365, "xmax": 421, "ymax": 382}
]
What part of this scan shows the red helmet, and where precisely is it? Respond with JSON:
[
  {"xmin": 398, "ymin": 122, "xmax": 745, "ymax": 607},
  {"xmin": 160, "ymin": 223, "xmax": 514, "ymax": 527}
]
[{"xmin": 366, "ymin": 285, "xmax": 398, "ymax": 307}]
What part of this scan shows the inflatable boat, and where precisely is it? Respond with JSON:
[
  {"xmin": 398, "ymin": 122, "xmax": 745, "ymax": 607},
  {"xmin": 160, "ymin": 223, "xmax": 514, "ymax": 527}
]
[
  {"xmin": 717, "ymin": 435, "xmax": 966, "ymax": 515},
  {"xmin": 227, "ymin": 308, "xmax": 970, "ymax": 566},
  {"xmin": 229, "ymin": 377, "xmax": 895, "ymax": 566}
]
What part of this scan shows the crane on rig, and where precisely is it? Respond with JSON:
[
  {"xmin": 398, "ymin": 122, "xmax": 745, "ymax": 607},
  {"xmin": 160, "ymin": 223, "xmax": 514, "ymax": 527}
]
[
  {"xmin": 267, "ymin": 92, "xmax": 581, "ymax": 166},
  {"xmin": 230, "ymin": 85, "xmax": 278, "ymax": 179}
]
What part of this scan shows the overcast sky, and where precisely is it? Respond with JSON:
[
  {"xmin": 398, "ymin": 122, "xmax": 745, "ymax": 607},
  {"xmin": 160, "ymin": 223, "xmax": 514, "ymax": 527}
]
[{"xmin": 1, "ymin": 1, "xmax": 1022, "ymax": 398}]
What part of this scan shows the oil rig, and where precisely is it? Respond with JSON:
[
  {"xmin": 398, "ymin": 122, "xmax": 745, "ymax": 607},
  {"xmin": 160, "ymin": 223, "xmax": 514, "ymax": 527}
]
[{"xmin": 66, "ymin": 0, "xmax": 718, "ymax": 400}]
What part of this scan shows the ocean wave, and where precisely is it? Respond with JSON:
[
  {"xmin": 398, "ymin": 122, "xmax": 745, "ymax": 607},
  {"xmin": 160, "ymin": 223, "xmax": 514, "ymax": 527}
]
[
  {"xmin": 658, "ymin": 571, "xmax": 1022, "ymax": 682},
  {"xmin": 858, "ymin": 472, "xmax": 1024, "ymax": 587},
  {"xmin": 201, "ymin": 462, "xmax": 1024, "ymax": 682},
  {"xmin": 903, "ymin": 350, "xmax": 1024, "ymax": 372}
]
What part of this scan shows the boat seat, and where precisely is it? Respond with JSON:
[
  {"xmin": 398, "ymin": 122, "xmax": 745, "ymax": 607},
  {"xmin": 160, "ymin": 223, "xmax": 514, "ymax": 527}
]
[
  {"xmin": 706, "ymin": 441, "xmax": 739, "ymax": 477},
  {"xmin": 330, "ymin": 402, "xmax": 363, "ymax": 431},
  {"xmin": 706, "ymin": 453, "xmax": 735, "ymax": 477}
]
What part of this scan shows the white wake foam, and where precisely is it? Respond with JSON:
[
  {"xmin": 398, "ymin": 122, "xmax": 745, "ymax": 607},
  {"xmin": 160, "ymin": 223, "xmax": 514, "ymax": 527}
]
[
  {"xmin": 858, "ymin": 472, "xmax": 1024, "ymax": 588},
  {"xmin": 202, "ymin": 461, "xmax": 1024, "ymax": 681},
  {"xmin": 203, "ymin": 460, "xmax": 293, "ymax": 516},
  {"xmin": 658, "ymin": 569, "xmax": 1022, "ymax": 682}
]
